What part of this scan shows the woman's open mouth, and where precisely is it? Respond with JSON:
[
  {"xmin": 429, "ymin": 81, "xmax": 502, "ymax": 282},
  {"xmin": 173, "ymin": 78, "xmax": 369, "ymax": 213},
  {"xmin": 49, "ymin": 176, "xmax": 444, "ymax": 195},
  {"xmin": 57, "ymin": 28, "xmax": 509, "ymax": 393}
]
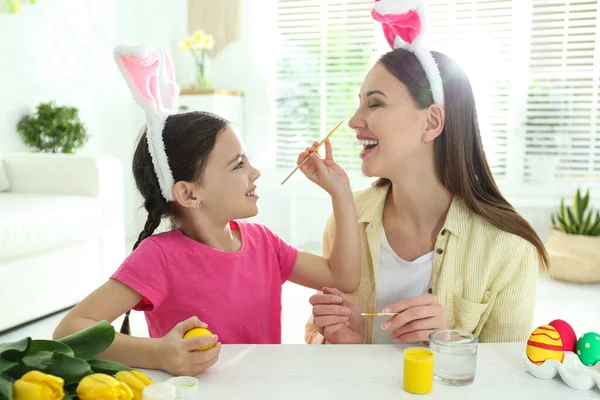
[{"xmin": 358, "ymin": 138, "xmax": 379, "ymax": 159}]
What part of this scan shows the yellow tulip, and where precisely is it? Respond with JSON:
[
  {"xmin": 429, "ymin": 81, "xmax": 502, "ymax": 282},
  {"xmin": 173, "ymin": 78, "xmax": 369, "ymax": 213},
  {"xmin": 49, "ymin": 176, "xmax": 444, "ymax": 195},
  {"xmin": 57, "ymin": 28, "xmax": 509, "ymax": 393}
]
[
  {"xmin": 13, "ymin": 371, "xmax": 65, "ymax": 400},
  {"xmin": 115, "ymin": 371, "xmax": 152, "ymax": 400},
  {"xmin": 202, "ymin": 36, "xmax": 214, "ymax": 49},
  {"xmin": 76, "ymin": 373, "xmax": 133, "ymax": 400},
  {"xmin": 193, "ymin": 30, "xmax": 205, "ymax": 42},
  {"xmin": 177, "ymin": 41, "xmax": 189, "ymax": 52}
]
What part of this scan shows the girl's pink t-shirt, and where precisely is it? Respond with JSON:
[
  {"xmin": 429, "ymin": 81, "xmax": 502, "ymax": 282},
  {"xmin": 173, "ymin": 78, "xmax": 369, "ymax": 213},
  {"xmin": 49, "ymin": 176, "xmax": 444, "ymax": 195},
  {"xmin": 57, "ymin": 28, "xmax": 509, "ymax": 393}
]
[{"xmin": 111, "ymin": 220, "xmax": 298, "ymax": 344}]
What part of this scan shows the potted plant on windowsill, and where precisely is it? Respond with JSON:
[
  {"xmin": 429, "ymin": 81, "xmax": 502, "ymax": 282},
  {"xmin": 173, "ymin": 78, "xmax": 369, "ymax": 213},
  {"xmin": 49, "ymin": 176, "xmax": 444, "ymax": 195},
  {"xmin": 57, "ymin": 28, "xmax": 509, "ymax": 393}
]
[{"xmin": 546, "ymin": 189, "xmax": 600, "ymax": 283}]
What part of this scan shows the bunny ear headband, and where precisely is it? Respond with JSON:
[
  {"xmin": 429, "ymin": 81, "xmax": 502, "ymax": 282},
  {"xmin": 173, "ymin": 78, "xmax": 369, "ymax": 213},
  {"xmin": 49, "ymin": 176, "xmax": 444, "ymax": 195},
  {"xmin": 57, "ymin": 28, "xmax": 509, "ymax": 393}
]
[
  {"xmin": 371, "ymin": 0, "xmax": 445, "ymax": 106},
  {"xmin": 113, "ymin": 45, "xmax": 181, "ymax": 201}
]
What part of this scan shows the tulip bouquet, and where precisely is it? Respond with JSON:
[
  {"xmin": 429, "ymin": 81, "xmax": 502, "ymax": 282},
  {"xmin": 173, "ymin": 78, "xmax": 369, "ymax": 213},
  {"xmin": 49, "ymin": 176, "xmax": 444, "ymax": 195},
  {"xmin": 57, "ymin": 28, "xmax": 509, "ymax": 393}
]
[
  {"xmin": 0, "ymin": 321, "xmax": 152, "ymax": 400},
  {"xmin": 177, "ymin": 30, "xmax": 215, "ymax": 89}
]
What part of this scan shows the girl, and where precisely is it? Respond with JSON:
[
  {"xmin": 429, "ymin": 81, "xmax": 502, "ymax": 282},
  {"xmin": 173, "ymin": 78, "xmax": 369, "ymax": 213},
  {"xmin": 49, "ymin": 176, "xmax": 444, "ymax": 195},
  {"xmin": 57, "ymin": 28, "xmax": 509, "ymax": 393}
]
[{"xmin": 53, "ymin": 45, "xmax": 361, "ymax": 376}]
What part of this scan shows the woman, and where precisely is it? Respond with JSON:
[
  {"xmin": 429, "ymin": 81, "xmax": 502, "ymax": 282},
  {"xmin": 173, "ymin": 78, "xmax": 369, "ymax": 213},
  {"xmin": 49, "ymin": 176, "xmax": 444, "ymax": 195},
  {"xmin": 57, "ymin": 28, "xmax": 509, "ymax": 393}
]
[{"xmin": 304, "ymin": 6, "xmax": 550, "ymax": 345}]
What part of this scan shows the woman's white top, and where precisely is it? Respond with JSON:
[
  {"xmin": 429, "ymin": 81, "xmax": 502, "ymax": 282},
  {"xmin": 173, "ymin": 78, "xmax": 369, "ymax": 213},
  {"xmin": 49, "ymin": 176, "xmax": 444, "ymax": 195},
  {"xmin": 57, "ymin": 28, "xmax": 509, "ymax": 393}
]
[{"xmin": 371, "ymin": 228, "xmax": 433, "ymax": 344}]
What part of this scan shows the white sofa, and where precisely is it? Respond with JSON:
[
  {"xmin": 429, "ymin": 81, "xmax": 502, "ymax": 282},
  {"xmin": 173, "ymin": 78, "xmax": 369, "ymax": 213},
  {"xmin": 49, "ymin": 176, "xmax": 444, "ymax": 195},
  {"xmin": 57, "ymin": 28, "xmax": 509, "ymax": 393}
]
[{"xmin": 0, "ymin": 153, "xmax": 125, "ymax": 332}]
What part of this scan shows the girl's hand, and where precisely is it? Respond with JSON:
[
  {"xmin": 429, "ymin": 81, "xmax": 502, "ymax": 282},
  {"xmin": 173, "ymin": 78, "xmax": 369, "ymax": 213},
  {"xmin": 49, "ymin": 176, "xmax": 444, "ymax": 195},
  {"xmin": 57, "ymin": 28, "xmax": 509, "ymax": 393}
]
[
  {"xmin": 309, "ymin": 287, "xmax": 365, "ymax": 344},
  {"xmin": 381, "ymin": 294, "xmax": 447, "ymax": 343},
  {"xmin": 297, "ymin": 139, "xmax": 350, "ymax": 197},
  {"xmin": 156, "ymin": 316, "xmax": 221, "ymax": 376}
]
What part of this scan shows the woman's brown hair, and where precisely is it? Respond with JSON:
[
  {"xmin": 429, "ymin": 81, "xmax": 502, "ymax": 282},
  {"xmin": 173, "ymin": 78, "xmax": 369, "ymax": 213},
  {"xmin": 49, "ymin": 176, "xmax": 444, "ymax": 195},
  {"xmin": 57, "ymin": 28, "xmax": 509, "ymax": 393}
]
[{"xmin": 376, "ymin": 48, "xmax": 550, "ymax": 273}]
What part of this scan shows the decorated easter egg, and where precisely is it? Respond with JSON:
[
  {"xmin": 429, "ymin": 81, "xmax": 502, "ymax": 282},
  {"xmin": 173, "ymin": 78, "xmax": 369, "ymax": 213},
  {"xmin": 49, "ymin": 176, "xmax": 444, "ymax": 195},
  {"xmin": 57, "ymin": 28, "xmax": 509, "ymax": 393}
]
[
  {"xmin": 184, "ymin": 327, "xmax": 216, "ymax": 351},
  {"xmin": 549, "ymin": 319, "xmax": 577, "ymax": 352},
  {"xmin": 526, "ymin": 324, "xmax": 564, "ymax": 365},
  {"xmin": 575, "ymin": 332, "xmax": 600, "ymax": 367}
]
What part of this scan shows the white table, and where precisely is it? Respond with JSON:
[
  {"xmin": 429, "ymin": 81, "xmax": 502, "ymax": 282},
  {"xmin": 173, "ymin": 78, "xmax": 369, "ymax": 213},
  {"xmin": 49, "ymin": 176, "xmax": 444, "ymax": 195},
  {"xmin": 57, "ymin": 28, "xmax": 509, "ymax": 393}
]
[{"xmin": 142, "ymin": 343, "xmax": 600, "ymax": 399}]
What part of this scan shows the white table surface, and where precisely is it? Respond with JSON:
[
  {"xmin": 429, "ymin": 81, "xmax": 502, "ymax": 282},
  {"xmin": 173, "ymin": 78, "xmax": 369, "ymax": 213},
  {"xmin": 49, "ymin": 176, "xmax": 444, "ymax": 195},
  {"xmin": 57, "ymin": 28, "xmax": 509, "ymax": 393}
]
[{"xmin": 142, "ymin": 343, "xmax": 600, "ymax": 400}]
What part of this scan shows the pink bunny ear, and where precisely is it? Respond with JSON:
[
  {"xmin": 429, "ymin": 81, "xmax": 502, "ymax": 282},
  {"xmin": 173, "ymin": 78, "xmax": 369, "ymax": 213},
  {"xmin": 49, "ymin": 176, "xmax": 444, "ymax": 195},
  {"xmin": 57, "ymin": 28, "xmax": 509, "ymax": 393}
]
[
  {"xmin": 113, "ymin": 45, "xmax": 163, "ymax": 113},
  {"xmin": 158, "ymin": 48, "xmax": 180, "ymax": 112},
  {"xmin": 372, "ymin": 9, "xmax": 421, "ymax": 48},
  {"xmin": 372, "ymin": 0, "xmax": 424, "ymax": 49},
  {"xmin": 371, "ymin": 0, "xmax": 445, "ymax": 106},
  {"xmin": 113, "ymin": 44, "xmax": 179, "ymax": 202}
]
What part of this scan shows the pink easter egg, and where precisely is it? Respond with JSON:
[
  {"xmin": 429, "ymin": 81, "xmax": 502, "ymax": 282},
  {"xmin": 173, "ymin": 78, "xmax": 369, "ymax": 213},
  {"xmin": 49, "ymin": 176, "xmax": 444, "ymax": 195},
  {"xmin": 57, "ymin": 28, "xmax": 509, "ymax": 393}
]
[{"xmin": 549, "ymin": 319, "xmax": 577, "ymax": 352}]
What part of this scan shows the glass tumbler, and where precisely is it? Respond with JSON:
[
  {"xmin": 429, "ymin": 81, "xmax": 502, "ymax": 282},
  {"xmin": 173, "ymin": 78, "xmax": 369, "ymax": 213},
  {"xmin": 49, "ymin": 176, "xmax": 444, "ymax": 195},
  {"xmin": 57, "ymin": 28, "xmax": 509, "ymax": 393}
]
[{"xmin": 429, "ymin": 329, "xmax": 478, "ymax": 386}]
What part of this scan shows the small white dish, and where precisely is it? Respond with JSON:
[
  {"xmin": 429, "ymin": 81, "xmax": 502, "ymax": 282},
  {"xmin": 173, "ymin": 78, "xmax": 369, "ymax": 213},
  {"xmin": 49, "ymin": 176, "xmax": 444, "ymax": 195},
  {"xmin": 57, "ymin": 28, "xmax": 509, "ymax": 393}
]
[
  {"xmin": 522, "ymin": 351, "xmax": 600, "ymax": 391},
  {"xmin": 142, "ymin": 382, "xmax": 177, "ymax": 400},
  {"xmin": 166, "ymin": 376, "xmax": 199, "ymax": 399}
]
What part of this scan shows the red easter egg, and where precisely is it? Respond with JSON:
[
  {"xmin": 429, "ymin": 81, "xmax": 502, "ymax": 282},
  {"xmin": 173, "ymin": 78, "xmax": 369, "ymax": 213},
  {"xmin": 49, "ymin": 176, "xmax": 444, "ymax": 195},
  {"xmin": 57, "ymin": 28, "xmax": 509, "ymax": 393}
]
[{"xmin": 549, "ymin": 319, "xmax": 577, "ymax": 352}]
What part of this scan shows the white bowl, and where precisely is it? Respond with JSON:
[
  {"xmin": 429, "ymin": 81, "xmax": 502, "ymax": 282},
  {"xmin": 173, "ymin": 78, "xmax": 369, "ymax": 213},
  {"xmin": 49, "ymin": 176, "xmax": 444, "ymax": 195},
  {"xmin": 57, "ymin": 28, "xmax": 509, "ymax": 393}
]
[{"xmin": 165, "ymin": 376, "xmax": 199, "ymax": 399}]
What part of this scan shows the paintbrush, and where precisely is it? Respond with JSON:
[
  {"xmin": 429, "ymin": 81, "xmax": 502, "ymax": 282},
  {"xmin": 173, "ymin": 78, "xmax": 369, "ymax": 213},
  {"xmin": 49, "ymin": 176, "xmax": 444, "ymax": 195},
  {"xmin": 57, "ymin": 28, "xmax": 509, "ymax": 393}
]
[
  {"xmin": 280, "ymin": 120, "xmax": 344, "ymax": 185},
  {"xmin": 361, "ymin": 313, "xmax": 400, "ymax": 317}
]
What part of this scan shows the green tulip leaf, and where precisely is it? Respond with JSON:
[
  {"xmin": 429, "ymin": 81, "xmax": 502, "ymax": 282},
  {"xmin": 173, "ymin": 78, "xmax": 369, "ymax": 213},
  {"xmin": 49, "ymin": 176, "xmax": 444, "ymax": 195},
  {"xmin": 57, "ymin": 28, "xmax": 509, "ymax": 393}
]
[
  {"xmin": 0, "ymin": 359, "xmax": 17, "ymax": 376},
  {"xmin": 0, "ymin": 373, "xmax": 13, "ymax": 400},
  {"xmin": 62, "ymin": 392, "xmax": 78, "ymax": 400},
  {"xmin": 3, "ymin": 362, "xmax": 28, "ymax": 382},
  {"xmin": 88, "ymin": 359, "xmax": 132, "ymax": 375},
  {"xmin": 0, "ymin": 337, "xmax": 31, "ymax": 363},
  {"xmin": 22, "ymin": 352, "xmax": 92, "ymax": 386},
  {"xmin": 28, "ymin": 340, "xmax": 74, "ymax": 358},
  {"xmin": 64, "ymin": 382, "xmax": 79, "ymax": 396},
  {"xmin": 57, "ymin": 321, "xmax": 115, "ymax": 361}
]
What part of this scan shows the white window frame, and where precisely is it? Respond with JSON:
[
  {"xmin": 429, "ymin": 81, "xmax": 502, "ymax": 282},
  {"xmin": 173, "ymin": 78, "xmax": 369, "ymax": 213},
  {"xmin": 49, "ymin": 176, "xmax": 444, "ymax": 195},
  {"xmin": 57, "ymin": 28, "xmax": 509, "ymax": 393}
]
[{"xmin": 267, "ymin": 0, "xmax": 600, "ymax": 204}]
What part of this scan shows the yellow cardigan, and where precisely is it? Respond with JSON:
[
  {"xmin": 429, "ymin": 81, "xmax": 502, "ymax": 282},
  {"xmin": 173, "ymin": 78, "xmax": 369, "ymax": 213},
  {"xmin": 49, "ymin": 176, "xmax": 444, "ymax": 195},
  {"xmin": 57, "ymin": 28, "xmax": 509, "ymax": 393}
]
[{"xmin": 305, "ymin": 183, "xmax": 541, "ymax": 344}]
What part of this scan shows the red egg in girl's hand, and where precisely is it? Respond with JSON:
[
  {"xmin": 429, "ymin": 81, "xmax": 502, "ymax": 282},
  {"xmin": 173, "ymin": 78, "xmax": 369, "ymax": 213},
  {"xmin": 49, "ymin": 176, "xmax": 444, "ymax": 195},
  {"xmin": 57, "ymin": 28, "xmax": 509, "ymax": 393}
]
[{"xmin": 549, "ymin": 319, "xmax": 577, "ymax": 352}]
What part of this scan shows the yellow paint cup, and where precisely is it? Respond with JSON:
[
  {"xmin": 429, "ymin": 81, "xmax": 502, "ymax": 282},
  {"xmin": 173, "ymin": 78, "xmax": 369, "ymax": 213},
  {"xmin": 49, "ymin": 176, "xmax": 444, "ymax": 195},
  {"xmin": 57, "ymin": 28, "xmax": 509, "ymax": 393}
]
[{"xmin": 403, "ymin": 347, "xmax": 434, "ymax": 394}]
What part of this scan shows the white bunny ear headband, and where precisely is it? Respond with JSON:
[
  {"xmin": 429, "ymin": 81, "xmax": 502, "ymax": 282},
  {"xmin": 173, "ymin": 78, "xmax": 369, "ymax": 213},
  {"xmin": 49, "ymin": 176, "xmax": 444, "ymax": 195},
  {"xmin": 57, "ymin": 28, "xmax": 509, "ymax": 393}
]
[
  {"xmin": 113, "ymin": 45, "xmax": 181, "ymax": 201},
  {"xmin": 371, "ymin": 0, "xmax": 445, "ymax": 106}
]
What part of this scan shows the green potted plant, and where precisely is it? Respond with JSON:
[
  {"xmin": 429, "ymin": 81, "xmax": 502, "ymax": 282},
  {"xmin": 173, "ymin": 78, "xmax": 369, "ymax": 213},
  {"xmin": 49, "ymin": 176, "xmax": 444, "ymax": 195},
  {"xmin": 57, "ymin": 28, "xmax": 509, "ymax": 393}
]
[
  {"xmin": 17, "ymin": 101, "xmax": 88, "ymax": 154},
  {"xmin": 547, "ymin": 189, "xmax": 600, "ymax": 283}
]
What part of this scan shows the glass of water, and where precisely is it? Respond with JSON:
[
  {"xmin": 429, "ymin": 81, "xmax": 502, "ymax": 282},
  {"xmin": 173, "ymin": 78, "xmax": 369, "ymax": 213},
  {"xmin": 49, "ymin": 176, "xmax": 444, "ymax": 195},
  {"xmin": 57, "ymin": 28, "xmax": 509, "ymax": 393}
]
[{"xmin": 429, "ymin": 329, "xmax": 478, "ymax": 386}]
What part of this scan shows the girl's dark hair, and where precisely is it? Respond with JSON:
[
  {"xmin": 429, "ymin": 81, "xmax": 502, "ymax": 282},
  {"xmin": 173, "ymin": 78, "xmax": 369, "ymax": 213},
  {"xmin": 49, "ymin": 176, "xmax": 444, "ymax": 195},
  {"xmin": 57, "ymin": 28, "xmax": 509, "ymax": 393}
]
[
  {"xmin": 375, "ymin": 48, "xmax": 550, "ymax": 273},
  {"xmin": 120, "ymin": 111, "xmax": 229, "ymax": 335}
]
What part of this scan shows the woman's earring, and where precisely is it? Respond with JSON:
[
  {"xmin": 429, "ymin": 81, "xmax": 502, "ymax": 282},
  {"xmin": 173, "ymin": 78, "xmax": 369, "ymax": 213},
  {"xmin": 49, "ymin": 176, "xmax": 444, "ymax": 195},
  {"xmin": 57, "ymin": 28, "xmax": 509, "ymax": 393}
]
[{"xmin": 196, "ymin": 202, "xmax": 202, "ymax": 209}]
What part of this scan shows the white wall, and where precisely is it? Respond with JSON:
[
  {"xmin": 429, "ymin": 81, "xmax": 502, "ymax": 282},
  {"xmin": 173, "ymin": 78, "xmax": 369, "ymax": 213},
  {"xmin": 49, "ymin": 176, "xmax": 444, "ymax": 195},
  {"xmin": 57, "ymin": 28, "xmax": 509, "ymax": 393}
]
[
  {"xmin": 0, "ymin": 0, "xmax": 129, "ymax": 160},
  {"xmin": 0, "ymin": 1, "xmax": 126, "ymax": 240},
  {"xmin": 0, "ymin": 0, "xmax": 199, "ymax": 241}
]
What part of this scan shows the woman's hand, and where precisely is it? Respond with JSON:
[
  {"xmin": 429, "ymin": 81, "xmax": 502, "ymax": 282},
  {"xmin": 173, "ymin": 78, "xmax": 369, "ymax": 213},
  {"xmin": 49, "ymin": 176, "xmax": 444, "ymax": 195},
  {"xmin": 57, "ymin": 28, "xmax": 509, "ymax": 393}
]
[
  {"xmin": 381, "ymin": 293, "xmax": 447, "ymax": 343},
  {"xmin": 309, "ymin": 287, "xmax": 365, "ymax": 344},
  {"xmin": 156, "ymin": 316, "xmax": 221, "ymax": 376},
  {"xmin": 297, "ymin": 139, "xmax": 350, "ymax": 197}
]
